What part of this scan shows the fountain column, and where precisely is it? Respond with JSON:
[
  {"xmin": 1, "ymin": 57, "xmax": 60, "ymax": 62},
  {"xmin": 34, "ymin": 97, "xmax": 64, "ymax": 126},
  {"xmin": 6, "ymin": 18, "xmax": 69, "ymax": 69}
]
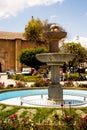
[
  {"xmin": 44, "ymin": 25, "xmax": 66, "ymax": 101},
  {"xmin": 48, "ymin": 64, "xmax": 63, "ymax": 101}
]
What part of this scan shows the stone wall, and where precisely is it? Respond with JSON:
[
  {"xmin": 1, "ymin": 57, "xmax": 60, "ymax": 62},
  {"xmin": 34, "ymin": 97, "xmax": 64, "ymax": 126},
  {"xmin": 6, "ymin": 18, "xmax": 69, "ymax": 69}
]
[{"xmin": 0, "ymin": 38, "xmax": 47, "ymax": 72}]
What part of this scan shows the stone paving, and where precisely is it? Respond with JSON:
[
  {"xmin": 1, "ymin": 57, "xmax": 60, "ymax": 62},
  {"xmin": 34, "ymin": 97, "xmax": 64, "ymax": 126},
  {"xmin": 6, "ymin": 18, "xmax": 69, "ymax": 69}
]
[
  {"xmin": 0, "ymin": 74, "xmax": 34, "ymax": 87},
  {"xmin": 0, "ymin": 74, "xmax": 16, "ymax": 87}
]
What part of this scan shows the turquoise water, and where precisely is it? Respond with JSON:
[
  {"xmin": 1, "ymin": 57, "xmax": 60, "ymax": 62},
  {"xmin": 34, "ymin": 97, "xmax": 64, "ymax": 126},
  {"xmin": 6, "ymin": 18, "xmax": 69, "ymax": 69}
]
[
  {"xmin": 0, "ymin": 89, "xmax": 48, "ymax": 101},
  {"xmin": 0, "ymin": 89, "xmax": 87, "ymax": 101}
]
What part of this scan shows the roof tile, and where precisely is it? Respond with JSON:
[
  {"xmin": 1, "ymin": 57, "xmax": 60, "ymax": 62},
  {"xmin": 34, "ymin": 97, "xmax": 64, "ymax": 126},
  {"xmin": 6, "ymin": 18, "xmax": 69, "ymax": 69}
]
[{"xmin": 0, "ymin": 31, "xmax": 25, "ymax": 40}]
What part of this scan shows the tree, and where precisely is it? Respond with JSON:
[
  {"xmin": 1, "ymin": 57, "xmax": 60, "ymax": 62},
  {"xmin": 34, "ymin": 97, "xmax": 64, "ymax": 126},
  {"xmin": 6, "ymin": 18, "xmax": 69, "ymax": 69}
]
[
  {"xmin": 24, "ymin": 16, "xmax": 48, "ymax": 44},
  {"xmin": 61, "ymin": 42, "xmax": 87, "ymax": 67},
  {"xmin": 18, "ymin": 48, "xmax": 48, "ymax": 69}
]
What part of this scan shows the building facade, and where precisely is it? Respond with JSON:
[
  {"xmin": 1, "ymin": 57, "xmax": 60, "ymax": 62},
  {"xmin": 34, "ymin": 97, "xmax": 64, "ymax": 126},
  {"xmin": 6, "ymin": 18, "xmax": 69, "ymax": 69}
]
[{"xmin": 0, "ymin": 31, "xmax": 46, "ymax": 72}]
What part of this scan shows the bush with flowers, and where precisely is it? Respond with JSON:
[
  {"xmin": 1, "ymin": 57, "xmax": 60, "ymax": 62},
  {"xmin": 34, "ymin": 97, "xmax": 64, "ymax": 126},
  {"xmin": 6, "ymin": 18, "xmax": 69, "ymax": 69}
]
[
  {"xmin": 31, "ymin": 79, "xmax": 50, "ymax": 87},
  {"xmin": 0, "ymin": 82, "xmax": 5, "ymax": 89},
  {"xmin": 15, "ymin": 81, "xmax": 25, "ymax": 88},
  {"xmin": 63, "ymin": 80, "xmax": 74, "ymax": 88},
  {"xmin": 76, "ymin": 115, "xmax": 87, "ymax": 130},
  {"xmin": 0, "ymin": 114, "xmax": 34, "ymax": 130}
]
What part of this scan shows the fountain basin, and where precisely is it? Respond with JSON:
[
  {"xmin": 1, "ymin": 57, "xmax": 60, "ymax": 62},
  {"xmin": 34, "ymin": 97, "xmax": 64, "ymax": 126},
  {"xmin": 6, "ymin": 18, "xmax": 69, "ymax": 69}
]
[
  {"xmin": 43, "ymin": 31, "xmax": 67, "ymax": 40},
  {"xmin": 36, "ymin": 53, "xmax": 75, "ymax": 65}
]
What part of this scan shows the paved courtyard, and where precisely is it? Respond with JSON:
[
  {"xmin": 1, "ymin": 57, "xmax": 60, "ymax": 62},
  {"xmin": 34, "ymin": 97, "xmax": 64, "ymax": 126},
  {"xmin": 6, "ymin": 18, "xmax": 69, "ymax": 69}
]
[{"xmin": 0, "ymin": 74, "xmax": 34, "ymax": 87}]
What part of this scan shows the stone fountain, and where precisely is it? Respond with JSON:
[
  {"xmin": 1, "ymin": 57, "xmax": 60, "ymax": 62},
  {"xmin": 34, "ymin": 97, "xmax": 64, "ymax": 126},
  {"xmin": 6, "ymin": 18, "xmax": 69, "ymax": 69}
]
[{"xmin": 36, "ymin": 23, "xmax": 75, "ymax": 103}]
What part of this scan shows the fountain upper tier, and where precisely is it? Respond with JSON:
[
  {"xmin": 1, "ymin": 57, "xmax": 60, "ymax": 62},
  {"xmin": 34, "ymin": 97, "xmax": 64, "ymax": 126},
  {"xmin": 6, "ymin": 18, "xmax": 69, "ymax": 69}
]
[
  {"xmin": 43, "ymin": 23, "xmax": 67, "ymax": 40},
  {"xmin": 43, "ymin": 31, "xmax": 67, "ymax": 41},
  {"xmin": 36, "ymin": 23, "xmax": 74, "ymax": 64},
  {"xmin": 43, "ymin": 23, "xmax": 67, "ymax": 52}
]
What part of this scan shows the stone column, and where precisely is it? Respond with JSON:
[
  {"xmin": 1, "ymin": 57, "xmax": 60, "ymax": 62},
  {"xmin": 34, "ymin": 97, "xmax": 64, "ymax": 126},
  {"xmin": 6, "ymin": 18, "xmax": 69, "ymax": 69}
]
[
  {"xmin": 49, "ymin": 40, "xmax": 59, "ymax": 52},
  {"xmin": 48, "ymin": 64, "xmax": 63, "ymax": 101},
  {"xmin": 15, "ymin": 39, "xmax": 22, "ymax": 72}
]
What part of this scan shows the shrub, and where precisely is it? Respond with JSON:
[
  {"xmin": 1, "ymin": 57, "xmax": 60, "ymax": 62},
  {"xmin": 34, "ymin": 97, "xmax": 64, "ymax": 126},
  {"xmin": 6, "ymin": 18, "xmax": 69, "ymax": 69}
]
[
  {"xmin": 63, "ymin": 80, "xmax": 74, "ymax": 88},
  {"xmin": 6, "ymin": 84, "xmax": 14, "ymax": 88},
  {"xmin": 32, "ymin": 79, "xmax": 50, "ymax": 87},
  {"xmin": 78, "ymin": 84, "xmax": 87, "ymax": 88},
  {"xmin": 76, "ymin": 115, "xmax": 87, "ymax": 130},
  {"xmin": 0, "ymin": 114, "xmax": 34, "ymax": 130},
  {"xmin": 61, "ymin": 114, "xmax": 75, "ymax": 130},
  {"xmin": 15, "ymin": 81, "xmax": 25, "ymax": 88},
  {"xmin": 68, "ymin": 73, "xmax": 79, "ymax": 81}
]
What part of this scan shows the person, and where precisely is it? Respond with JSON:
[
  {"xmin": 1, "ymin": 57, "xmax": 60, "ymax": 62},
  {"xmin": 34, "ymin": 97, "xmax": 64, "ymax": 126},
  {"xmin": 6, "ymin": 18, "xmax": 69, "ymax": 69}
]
[
  {"xmin": 66, "ymin": 67, "xmax": 70, "ymax": 79},
  {"xmin": 43, "ymin": 73, "xmax": 47, "ymax": 81},
  {"xmin": 60, "ymin": 69, "xmax": 64, "ymax": 81}
]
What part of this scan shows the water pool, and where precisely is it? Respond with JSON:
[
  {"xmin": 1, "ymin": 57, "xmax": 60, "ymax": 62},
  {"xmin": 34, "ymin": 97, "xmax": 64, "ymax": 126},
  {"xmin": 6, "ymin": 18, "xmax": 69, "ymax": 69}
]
[
  {"xmin": 0, "ymin": 89, "xmax": 48, "ymax": 101},
  {"xmin": 0, "ymin": 89, "xmax": 87, "ymax": 101}
]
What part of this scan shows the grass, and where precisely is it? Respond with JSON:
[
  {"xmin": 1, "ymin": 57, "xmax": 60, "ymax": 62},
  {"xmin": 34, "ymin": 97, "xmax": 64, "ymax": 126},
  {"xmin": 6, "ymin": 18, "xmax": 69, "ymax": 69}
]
[
  {"xmin": 79, "ymin": 107, "xmax": 87, "ymax": 113},
  {"xmin": 0, "ymin": 103, "xmax": 87, "ymax": 122},
  {"xmin": 19, "ymin": 110, "xmax": 29, "ymax": 118},
  {"xmin": 0, "ymin": 103, "xmax": 87, "ymax": 129},
  {"xmin": 33, "ymin": 108, "xmax": 54, "ymax": 122},
  {"xmin": 0, "ymin": 105, "xmax": 19, "ymax": 118}
]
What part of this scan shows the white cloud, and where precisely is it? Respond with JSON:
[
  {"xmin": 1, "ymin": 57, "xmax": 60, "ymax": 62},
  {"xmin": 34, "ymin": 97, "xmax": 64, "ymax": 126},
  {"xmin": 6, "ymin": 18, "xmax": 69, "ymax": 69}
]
[
  {"xmin": 74, "ymin": 36, "xmax": 87, "ymax": 48},
  {"xmin": 0, "ymin": 0, "xmax": 64, "ymax": 18}
]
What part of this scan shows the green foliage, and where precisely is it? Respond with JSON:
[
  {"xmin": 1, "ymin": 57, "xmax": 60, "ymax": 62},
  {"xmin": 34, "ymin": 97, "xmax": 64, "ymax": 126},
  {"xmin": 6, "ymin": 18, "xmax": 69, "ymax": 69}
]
[
  {"xmin": 12, "ymin": 74, "xmax": 24, "ymax": 81},
  {"xmin": 12, "ymin": 74, "xmax": 42, "ymax": 82},
  {"xmin": 68, "ymin": 72, "xmax": 87, "ymax": 81},
  {"xmin": 19, "ymin": 110, "xmax": 28, "ymax": 118},
  {"xmin": 80, "ymin": 107, "xmax": 87, "ymax": 113},
  {"xmin": 24, "ymin": 16, "xmax": 48, "ymax": 44},
  {"xmin": 32, "ymin": 79, "xmax": 50, "ymax": 87},
  {"xmin": 18, "ymin": 48, "xmax": 48, "ymax": 69},
  {"xmin": 0, "ymin": 107, "xmax": 19, "ymax": 119},
  {"xmin": 61, "ymin": 42, "xmax": 87, "ymax": 67},
  {"xmin": 33, "ymin": 108, "xmax": 54, "ymax": 122},
  {"xmin": 78, "ymin": 84, "xmax": 87, "ymax": 88},
  {"xmin": 68, "ymin": 72, "xmax": 79, "ymax": 81}
]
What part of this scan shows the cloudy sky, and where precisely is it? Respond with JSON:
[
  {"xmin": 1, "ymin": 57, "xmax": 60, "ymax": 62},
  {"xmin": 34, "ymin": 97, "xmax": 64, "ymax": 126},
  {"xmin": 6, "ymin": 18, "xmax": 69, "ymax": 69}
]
[{"xmin": 0, "ymin": 0, "xmax": 87, "ymax": 45}]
